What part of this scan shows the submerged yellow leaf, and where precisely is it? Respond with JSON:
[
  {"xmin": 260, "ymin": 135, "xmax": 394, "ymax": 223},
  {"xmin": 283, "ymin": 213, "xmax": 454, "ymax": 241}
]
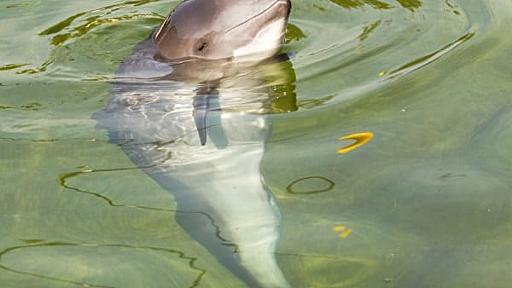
[
  {"xmin": 333, "ymin": 224, "xmax": 352, "ymax": 239},
  {"xmin": 337, "ymin": 131, "xmax": 374, "ymax": 154}
]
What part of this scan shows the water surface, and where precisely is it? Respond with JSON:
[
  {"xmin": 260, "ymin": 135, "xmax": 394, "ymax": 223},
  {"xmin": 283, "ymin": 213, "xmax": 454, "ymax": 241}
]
[{"xmin": 1, "ymin": 0, "xmax": 512, "ymax": 287}]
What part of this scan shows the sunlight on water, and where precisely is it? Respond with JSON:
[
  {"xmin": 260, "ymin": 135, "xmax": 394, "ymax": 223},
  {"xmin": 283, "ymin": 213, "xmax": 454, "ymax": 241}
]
[{"xmin": 1, "ymin": 0, "xmax": 512, "ymax": 287}]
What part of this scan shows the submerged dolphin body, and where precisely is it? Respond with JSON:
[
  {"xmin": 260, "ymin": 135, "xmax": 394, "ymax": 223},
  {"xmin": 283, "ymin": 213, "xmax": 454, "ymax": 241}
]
[{"xmin": 95, "ymin": 0, "xmax": 295, "ymax": 287}]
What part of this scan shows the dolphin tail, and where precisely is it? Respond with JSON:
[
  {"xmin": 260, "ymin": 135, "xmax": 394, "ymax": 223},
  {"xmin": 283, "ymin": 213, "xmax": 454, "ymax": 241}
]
[
  {"xmin": 193, "ymin": 143, "xmax": 290, "ymax": 288},
  {"xmin": 239, "ymin": 243, "xmax": 290, "ymax": 288}
]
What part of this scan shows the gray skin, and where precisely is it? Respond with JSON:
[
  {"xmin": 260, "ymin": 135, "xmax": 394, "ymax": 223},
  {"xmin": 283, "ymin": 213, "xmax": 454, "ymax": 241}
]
[
  {"xmin": 95, "ymin": 0, "xmax": 294, "ymax": 287},
  {"xmin": 154, "ymin": 0, "xmax": 291, "ymax": 61}
]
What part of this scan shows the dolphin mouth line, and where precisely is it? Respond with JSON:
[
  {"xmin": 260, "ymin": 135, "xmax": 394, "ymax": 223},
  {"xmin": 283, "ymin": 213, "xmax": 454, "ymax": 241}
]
[{"xmin": 225, "ymin": 0, "xmax": 289, "ymax": 33}]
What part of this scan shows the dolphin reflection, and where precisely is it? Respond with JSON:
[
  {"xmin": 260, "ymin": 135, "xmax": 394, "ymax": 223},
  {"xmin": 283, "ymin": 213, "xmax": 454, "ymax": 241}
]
[{"xmin": 95, "ymin": 0, "xmax": 296, "ymax": 287}]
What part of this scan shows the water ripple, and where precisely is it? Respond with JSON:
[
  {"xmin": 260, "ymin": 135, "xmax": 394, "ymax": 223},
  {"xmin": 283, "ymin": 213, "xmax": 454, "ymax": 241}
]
[
  {"xmin": 385, "ymin": 31, "xmax": 475, "ymax": 79},
  {"xmin": 0, "ymin": 241, "xmax": 206, "ymax": 288},
  {"xmin": 58, "ymin": 167, "xmax": 238, "ymax": 252}
]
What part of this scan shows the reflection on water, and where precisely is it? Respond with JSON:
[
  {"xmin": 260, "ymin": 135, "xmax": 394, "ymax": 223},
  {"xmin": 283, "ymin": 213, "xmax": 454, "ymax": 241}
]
[
  {"xmin": 0, "ymin": 241, "xmax": 206, "ymax": 288},
  {"xmin": 386, "ymin": 32, "xmax": 475, "ymax": 79},
  {"xmin": 277, "ymin": 252, "xmax": 376, "ymax": 287},
  {"xmin": 395, "ymin": 0, "xmax": 422, "ymax": 11},
  {"xmin": 0, "ymin": 63, "xmax": 29, "ymax": 71},
  {"xmin": 358, "ymin": 20, "xmax": 381, "ymax": 42},
  {"xmin": 38, "ymin": 0, "xmax": 163, "ymax": 43},
  {"xmin": 2, "ymin": 0, "xmax": 165, "ymax": 76},
  {"xmin": 330, "ymin": 0, "xmax": 421, "ymax": 11},
  {"xmin": 1, "ymin": 0, "xmax": 512, "ymax": 287},
  {"xmin": 298, "ymin": 95, "xmax": 334, "ymax": 109},
  {"xmin": 0, "ymin": 102, "xmax": 42, "ymax": 111},
  {"xmin": 331, "ymin": 0, "xmax": 392, "ymax": 10},
  {"xmin": 284, "ymin": 23, "xmax": 307, "ymax": 44},
  {"xmin": 59, "ymin": 166, "xmax": 238, "ymax": 253},
  {"xmin": 15, "ymin": 58, "xmax": 54, "ymax": 75},
  {"xmin": 43, "ymin": 13, "xmax": 162, "ymax": 47}
]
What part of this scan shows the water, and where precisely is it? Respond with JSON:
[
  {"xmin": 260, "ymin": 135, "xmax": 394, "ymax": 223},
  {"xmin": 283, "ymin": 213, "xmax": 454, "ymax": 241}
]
[{"xmin": 1, "ymin": 0, "xmax": 512, "ymax": 287}]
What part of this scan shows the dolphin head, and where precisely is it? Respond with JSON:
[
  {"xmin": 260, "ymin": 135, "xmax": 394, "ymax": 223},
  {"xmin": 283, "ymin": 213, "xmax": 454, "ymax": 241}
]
[{"xmin": 154, "ymin": 0, "xmax": 291, "ymax": 62}]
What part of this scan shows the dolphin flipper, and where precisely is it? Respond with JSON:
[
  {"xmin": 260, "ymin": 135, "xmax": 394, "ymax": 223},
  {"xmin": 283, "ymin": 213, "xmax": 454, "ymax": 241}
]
[
  {"xmin": 193, "ymin": 93, "xmax": 209, "ymax": 145},
  {"xmin": 193, "ymin": 84, "xmax": 228, "ymax": 147}
]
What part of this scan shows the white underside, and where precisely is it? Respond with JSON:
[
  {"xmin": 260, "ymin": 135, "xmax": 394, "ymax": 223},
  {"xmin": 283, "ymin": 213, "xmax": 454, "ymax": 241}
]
[
  {"xmin": 233, "ymin": 19, "xmax": 286, "ymax": 62},
  {"xmin": 155, "ymin": 110, "xmax": 290, "ymax": 288}
]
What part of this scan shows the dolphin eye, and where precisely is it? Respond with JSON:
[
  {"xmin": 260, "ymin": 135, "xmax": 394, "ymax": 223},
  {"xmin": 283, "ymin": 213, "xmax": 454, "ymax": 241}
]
[{"xmin": 197, "ymin": 42, "xmax": 208, "ymax": 52}]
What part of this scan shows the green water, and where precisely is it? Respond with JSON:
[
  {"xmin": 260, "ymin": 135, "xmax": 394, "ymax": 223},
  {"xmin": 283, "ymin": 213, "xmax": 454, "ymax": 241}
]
[{"xmin": 1, "ymin": 0, "xmax": 512, "ymax": 287}]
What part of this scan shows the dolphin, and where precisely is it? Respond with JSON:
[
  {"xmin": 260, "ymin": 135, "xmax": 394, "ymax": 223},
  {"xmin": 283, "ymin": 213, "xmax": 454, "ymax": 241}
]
[{"xmin": 95, "ymin": 0, "xmax": 295, "ymax": 287}]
